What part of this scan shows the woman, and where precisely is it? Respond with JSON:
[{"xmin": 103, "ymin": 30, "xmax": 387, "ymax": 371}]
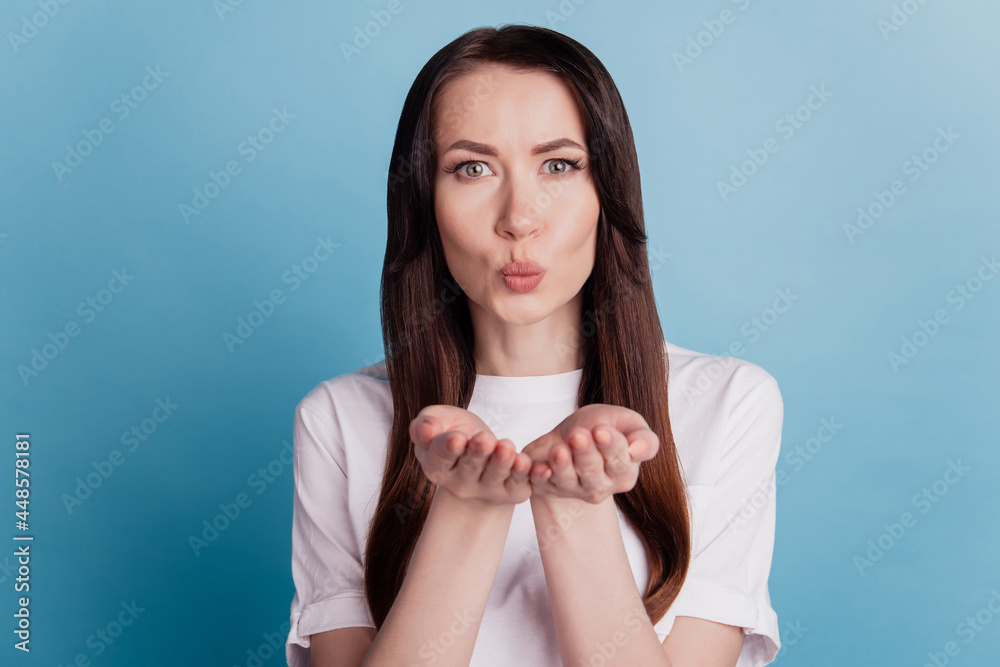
[{"xmin": 286, "ymin": 24, "xmax": 783, "ymax": 667}]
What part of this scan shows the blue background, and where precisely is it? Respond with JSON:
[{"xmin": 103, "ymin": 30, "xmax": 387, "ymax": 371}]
[{"xmin": 2, "ymin": 0, "xmax": 998, "ymax": 665}]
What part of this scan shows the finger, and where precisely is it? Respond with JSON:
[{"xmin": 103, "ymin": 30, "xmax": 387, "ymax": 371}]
[
  {"xmin": 594, "ymin": 424, "xmax": 632, "ymax": 479},
  {"xmin": 548, "ymin": 435, "xmax": 581, "ymax": 491},
  {"xmin": 529, "ymin": 459, "xmax": 554, "ymax": 489},
  {"xmin": 520, "ymin": 430, "xmax": 556, "ymax": 463},
  {"xmin": 481, "ymin": 439, "xmax": 516, "ymax": 485},
  {"xmin": 455, "ymin": 431, "xmax": 496, "ymax": 483},
  {"xmin": 507, "ymin": 451, "xmax": 532, "ymax": 487},
  {"xmin": 626, "ymin": 427, "xmax": 659, "ymax": 461},
  {"xmin": 429, "ymin": 430, "xmax": 468, "ymax": 472},
  {"xmin": 570, "ymin": 428, "xmax": 610, "ymax": 497},
  {"xmin": 410, "ymin": 415, "xmax": 439, "ymax": 451}
]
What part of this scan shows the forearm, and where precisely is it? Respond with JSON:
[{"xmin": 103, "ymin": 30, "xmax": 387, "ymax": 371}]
[
  {"xmin": 361, "ymin": 487, "xmax": 514, "ymax": 667},
  {"xmin": 530, "ymin": 496, "xmax": 671, "ymax": 667}
]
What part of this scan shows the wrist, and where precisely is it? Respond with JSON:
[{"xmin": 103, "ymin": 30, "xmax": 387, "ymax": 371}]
[
  {"xmin": 434, "ymin": 484, "xmax": 518, "ymax": 517},
  {"xmin": 529, "ymin": 493, "xmax": 590, "ymax": 516}
]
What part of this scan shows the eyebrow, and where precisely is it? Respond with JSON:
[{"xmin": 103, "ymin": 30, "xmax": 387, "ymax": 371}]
[{"xmin": 441, "ymin": 137, "xmax": 587, "ymax": 157}]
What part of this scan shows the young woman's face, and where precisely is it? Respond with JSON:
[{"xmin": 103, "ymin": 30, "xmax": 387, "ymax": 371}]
[{"xmin": 432, "ymin": 64, "xmax": 600, "ymax": 330}]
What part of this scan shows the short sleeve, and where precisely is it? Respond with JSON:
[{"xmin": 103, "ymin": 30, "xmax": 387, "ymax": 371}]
[
  {"xmin": 666, "ymin": 365, "xmax": 783, "ymax": 666},
  {"xmin": 285, "ymin": 398, "xmax": 375, "ymax": 667}
]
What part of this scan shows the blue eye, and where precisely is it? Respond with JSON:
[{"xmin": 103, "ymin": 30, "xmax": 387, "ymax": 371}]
[
  {"xmin": 545, "ymin": 158, "xmax": 584, "ymax": 174},
  {"xmin": 443, "ymin": 157, "xmax": 586, "ymax": 181},
  {"xmin": 443, "ymin": 159, "xmax": 493, "ymax": 179},
  {"xmin": 462, "ymin": 161, "xmax": 489, "ymax": 178}
]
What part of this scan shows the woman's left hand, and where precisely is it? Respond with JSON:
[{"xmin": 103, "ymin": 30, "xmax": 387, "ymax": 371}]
[{"xmin": 520, "ymin": 404, "xmax": 659, "ymax": 504}]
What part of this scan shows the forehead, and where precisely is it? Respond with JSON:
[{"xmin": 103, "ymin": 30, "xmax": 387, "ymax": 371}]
[{"xmin": 432, "ymin": 64, "xmax": 588, "ymax": 152}]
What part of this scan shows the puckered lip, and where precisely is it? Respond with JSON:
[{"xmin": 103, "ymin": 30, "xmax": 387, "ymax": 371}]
[{"xmin": 500, "ymin": 258, "xmax": 544, "ymax": 276}]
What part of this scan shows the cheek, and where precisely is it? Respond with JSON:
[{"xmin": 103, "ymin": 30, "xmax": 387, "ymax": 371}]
[
  {"xmin": 558, "ymin": 192, "xmax": 599, "ymax": 258},
  {"xmin": 435, "ymin": 216, "xmax": 486, "ymax": 282}
]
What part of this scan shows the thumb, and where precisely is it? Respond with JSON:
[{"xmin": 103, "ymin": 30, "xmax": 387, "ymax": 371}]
[
  {"xmin": 626, "ymin": 428, "xmax": 658, "ymax": 461},
  {"xmin": 411, "ymin": 416, "xmax": 438, "ymax": 450}
]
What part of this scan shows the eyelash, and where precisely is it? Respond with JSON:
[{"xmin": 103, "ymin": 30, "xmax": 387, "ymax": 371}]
[{"xmin": 443, "ymin": 157, "xmax": 586, "ymax": 180}]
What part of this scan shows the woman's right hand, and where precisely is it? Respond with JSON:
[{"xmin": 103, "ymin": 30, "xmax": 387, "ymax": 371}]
[{"xmin": 409, "ymin": 405, "xmax": 533, "ymax": 506}]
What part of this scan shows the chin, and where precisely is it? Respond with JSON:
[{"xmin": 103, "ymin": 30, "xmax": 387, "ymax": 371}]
[{"xmin": 494, "ymin": 304, "xmax": 553, "ymax": 326}]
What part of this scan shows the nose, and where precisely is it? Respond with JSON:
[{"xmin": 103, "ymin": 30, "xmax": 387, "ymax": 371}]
[{"xmin": 495, "ymin": 172, "xmax": 543, "ymax": 241}]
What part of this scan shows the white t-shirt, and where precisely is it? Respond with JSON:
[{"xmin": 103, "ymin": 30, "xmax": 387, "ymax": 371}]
[{"xmin": 285, "ymin": 340, "xmax": 783, "ymax": 667}]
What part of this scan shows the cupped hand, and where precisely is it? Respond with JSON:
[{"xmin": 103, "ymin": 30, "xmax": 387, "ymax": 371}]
[
  {"xmin": 520, "ymin": 404, "xmax": 659, "ymax": 504},
  {"xmin": 409, "ymin": 405, "xmax": 534, "ymax": 506}
]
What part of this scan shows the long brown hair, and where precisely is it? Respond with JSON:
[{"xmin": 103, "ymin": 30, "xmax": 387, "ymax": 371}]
[{"xmin": 365, "ymin": 24, "xmax": 690, "ymax": 628}]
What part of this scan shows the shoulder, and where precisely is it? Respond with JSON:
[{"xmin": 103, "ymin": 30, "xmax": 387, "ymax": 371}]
[
  {"xmin": 664, "ymin": 339, "xmax": 781, "ymax": 410},
  {"xmin": 663, "ymin": 340, "xmax": 783, "ymax": 484},
  {"xmin": 295, "ymin": 358, "xmax": 392, "ymax": 431}
]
